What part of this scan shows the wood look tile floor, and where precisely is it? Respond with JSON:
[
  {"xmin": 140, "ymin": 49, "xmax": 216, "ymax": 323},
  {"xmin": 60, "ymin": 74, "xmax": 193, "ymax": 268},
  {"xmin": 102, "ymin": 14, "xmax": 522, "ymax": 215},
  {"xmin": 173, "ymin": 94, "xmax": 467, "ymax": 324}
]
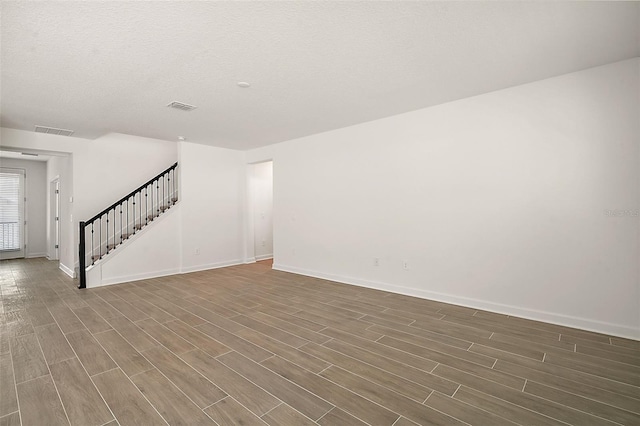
[{"xmin": 1, "ymin": 258, "xmax": 639, "ymax": 426}]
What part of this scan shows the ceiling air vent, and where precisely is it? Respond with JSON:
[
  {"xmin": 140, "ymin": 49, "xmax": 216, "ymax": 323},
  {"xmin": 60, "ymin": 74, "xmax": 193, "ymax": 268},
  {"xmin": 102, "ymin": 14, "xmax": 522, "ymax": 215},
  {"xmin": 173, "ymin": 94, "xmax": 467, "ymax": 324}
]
[
  {"xmin": 167, "ymin": 101, "xmax": 197, "ymax": 111},
  {"xmin": 35, "ymin": 125, "xmax": 74, "ymax": 137}
]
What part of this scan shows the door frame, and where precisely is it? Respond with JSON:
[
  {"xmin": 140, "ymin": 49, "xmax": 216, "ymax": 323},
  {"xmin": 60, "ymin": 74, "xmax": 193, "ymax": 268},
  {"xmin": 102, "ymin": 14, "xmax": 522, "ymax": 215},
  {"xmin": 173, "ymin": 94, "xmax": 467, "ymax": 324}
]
[
  {"xmin": 245, "ymin": 160, "xmax": 274, "ymax": 264},
  {"xmin": 49, "ymin": 177, "xmax": 60, "ymax": 260}
]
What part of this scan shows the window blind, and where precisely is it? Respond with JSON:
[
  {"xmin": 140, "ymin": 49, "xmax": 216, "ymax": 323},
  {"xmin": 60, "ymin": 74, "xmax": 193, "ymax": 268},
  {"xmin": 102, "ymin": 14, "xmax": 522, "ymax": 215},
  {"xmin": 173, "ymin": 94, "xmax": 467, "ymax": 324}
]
[{"xmin": 0, "ymin": 169, "xmax": 24, "ymax": 251}]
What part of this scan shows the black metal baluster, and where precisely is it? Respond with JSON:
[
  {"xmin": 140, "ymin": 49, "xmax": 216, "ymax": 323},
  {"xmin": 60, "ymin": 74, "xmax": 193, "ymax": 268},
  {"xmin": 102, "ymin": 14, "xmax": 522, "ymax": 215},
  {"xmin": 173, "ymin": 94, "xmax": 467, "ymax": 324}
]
[
  {"xmin": 162, "ymin": 174, "xmax": 165, "ymax": 213},
  {"xmin": 91, "ymin": 223, "xmax": 94, "ymax": 265},
  {"xmin": 156, "ymin": 180, "xmax": 160, "ymax": 216},
  {"xmin": 126, "ymin": 197, "xmax": 129, "ymax": 239},
  {"xmin": 149, "ymin": 181, "xmax": 153, "ymax": 221},
  {"xmin": 106, "ymin": 211, "xmax": 110, "ymax": 253},
  {"xmin": 111, "ymin": 208, "xmax": 115, "ymax": 250},
  {"xmin": 99, "ymin": 217, "xmax": 102, "ymax": 259},
  {"xmin": 167, "ymin": 173, "xmax": 170, "ymax": 208},
  {"xmin": 145, "ymin": 186, "xmax": 148, "ymax": 225},
  {"xmin": 119, "ymin": 205, "xmax": 123, "ymax": 243},
  {"xmin": 133, "ymin": 192, "xmax": 136, "ymax": 234}
]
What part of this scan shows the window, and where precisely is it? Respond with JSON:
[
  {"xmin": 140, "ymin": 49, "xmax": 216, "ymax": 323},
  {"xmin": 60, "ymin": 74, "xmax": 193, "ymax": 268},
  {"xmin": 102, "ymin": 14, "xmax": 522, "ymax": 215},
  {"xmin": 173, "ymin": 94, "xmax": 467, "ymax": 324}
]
[{"xmin": 0, "ymin": 169, "xmax": 25, "ymax": 251}]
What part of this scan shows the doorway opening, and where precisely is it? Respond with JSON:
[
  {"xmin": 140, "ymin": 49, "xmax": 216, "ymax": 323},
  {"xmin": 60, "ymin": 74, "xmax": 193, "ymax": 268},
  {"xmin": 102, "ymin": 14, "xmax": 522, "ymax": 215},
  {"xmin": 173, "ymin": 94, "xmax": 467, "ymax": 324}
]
[{"xmin": 248, "ymin": 161, "xmax": 273, "ymax": 262}]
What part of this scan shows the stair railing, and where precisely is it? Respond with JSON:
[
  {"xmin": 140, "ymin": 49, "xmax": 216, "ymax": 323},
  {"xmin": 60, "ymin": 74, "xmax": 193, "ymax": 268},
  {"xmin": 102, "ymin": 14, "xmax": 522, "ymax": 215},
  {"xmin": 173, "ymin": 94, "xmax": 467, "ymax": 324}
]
[{"xmin": 78, "ymin": 162, "xmax": 178, "ymax": 289}]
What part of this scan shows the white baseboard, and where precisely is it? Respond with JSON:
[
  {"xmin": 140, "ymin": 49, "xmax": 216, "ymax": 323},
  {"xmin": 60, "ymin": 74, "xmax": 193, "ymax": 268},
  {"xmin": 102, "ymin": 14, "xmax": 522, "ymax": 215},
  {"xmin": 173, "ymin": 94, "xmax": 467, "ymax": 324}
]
[
  {"xmin": 59, "ymin": 263, "xmax": 76, "ymax": 278},
  {"xmin": 244, "ymin": 257, "xmax": 257, "ymax": 264},
  {"xmin": 273, "ymin": 263, "xmax": 639, "ymax": 340},
  {"xmin": 26, "ymin": 252, "xmax": 47, "ymax": 259},
  {"xmin": 90, "ymin": 259, "xmax": 245, "ymax": 287},
  {"xmin": 98, "ymin": 268, "xmax": 182, "ymax": 287},
  {"xmin": 180, "ymin": 259, "xmax": 243, "ymax": 274},
  {"xmin": 255, "ymin": 254, "xmax": 273, "ymax": 261}
]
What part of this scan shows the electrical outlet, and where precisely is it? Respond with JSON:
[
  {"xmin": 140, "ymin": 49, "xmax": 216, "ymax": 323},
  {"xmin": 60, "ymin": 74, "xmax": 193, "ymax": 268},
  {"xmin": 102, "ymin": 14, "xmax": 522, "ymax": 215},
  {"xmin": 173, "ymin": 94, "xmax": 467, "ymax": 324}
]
[
  {"xmin": 195, "ymin": 248, "xmax": 200, "ymax": 255},
  {"xmin": 402, "ymin": 260, "xmax": 409, "ymax": 270},
  {"xmin": 373, "ymin": 257, "xmax": 379, "ymax": 267}
]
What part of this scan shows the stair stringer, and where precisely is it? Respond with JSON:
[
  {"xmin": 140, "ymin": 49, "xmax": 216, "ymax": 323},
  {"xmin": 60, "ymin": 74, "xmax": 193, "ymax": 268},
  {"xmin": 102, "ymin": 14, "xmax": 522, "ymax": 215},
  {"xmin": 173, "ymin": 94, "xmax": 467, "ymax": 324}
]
[{"xmin": 86, "ymin": 203, "xmax": 181, "ymax": 288}]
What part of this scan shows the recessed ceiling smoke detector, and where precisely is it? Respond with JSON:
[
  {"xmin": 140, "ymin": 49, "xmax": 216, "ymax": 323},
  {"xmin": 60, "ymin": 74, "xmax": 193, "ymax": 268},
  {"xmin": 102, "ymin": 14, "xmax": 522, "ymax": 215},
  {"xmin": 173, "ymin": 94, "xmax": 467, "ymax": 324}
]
[
  {"xmin": 167, "ymin": 101, "xmax": 197, "ymax": 111},
  {"xmin": 34, "ymin": 125, "xmax": 74, "ymax": 136},
  {"xmin": 237, "ymin": 82, "xmax": 251, "ymax": 88}
]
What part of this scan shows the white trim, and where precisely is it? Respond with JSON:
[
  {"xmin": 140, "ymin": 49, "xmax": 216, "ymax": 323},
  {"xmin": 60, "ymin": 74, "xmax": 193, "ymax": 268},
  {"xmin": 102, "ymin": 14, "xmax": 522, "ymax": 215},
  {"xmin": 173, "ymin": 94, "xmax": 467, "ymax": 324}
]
[
  {"xmin": 98, "ymin": 268, "xmax": 182, "ymax": 287},
  {"xmin": 255, "ymin": 254, "xmax": 273, "ymax": 261},
  {"xmin": 272, "ymin": 263, "xmax": 640, "ymax": 340},
  {"xmin": 59, "ymin": 262, "xmax": 75, "ymax": 278},
  {"xmin": 26, "ymin": 252, "xmax": 46, "ymax": 258},
  {"xmin": 180, "ymin": 259, "xmax": 243, "ymax": 274},
  {"xmin": 244, "ymin": 257, "xmax": 257, "ymax": 264}
]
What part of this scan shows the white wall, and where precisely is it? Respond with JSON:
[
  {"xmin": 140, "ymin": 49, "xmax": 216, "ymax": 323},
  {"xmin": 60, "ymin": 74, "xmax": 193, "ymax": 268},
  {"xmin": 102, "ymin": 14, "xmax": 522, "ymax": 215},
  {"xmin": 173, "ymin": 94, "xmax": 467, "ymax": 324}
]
[
  {"xmin": 89, "ymin": 204, "xmax": 181, "ymax": 286},
  {"xmin": 0, "ymin": 158, "xmax": 48, "ymax": 257},
  {"xmin": 0, "ymin": 130, "xmax": 178, "ymax": 275},
  {"xmin": 179, "ymin": 141, "xmax": 245, "ymax": 273},
  {"xmin": 250, "ymin": 161, "xmax": 274, "ymax": 260},
  {"xmin": 248, "ymin": 58, "xmax": 639, "ymax": 338}
]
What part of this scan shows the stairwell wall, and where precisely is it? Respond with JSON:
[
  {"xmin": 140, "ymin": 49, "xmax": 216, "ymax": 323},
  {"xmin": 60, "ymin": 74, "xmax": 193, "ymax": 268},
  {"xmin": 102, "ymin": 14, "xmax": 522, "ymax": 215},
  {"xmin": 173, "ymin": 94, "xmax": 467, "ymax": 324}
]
[{"xmin": 0, "ymin": 129, "xmax": 178, "ymax": 275}]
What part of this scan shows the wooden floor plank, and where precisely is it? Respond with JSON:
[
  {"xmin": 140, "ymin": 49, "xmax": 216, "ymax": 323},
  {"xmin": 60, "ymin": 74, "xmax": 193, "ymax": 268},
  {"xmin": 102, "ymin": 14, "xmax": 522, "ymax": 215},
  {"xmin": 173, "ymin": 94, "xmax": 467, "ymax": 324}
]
[
  {"xmin": 317, "ymin": 406, "xmax": 368, "ymax": 426},
  {"xmin": 262, "ymin": 404, "xmax": 317, "ymax": 426},
  {"xmin": 300, "ymin": 342, "xmax": 432, "ymax": 402},
  {"xmin": 16, "ymin": 375, "xmax": 69, "ymax": 426},
  {"xmin": 141, "ymin": 345, "xmax": 226, "ymax": 409},
  {"xmin": 93, "ymin": 329, "xmax": 153, "ymax": 377},
  {"xmin": 203, "ymin": 397, "xmax": 268, "ymax": 426},
  {"xmin": 196, "ymin": 322, "xmax": 273, "ymax": 362},
  {"xmin": 262, "ymin": 355, "xmax": 399, "ymax": 426},
  {"xmin": 135, "ymin": 318, "xmax": 195, "ymax": 354},
  {"xmin": 49, "ymin": 357, "xmax": 114, "ymax": 426},
  {"xmin": 10, "ymin": 333, "xmax": 49, "ymax": 383},
  {"xmin": 181, "ymin": 349, "xmax": 281, "ymax": 417},
  {"xmin": 0, "ymin": 411, "xmax": 21, "ymax": 426},
  {"xmin": 34, "ymin": 323, "xmax": 76, "ymax": 365},
  {"xmin": 92, "ymin": 368, "xmax": 167, "ymax": 426},
  {"xmin": 65, "ymin": 329, "xmax": 116, "ymax": 376},
  {"xmin": 48, "ymin": 306, "xmax": 86, "ymax": 334},
  {"xmin": 425, "ymin": 391, "xmax": 517, "ymax": 426},
  {"xmin": 319, "ymin": 364, "xmax": 463, "ymax": 426},
  {"xmin": 162, "ymin": 319, "xmax": 230, "ymax": 358},
  {"xmin": 105, "ymin": 316, "xmax": 159, "ymax": 352},
  {"xmin": 0, "ymin": 353, "xmax": 18, "ymax": 417},
  {"xmin": 217, "ymin": 351, "xmax": 333, "ymax": 421},
  {"xmin": 130, "ymin": 368, "xmax": 216, "ymax": 425},
  {"xmin": 72, "ymin": 307, "xmax": 112, "ymax": 334}
]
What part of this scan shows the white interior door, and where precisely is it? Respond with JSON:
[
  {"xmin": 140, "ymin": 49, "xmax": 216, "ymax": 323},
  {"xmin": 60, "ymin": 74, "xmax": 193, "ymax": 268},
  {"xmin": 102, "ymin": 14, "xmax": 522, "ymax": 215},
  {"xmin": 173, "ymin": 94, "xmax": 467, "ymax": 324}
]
[{"xmin": 0, "ymin": 168, "xmax": 26, "ymax": 260}]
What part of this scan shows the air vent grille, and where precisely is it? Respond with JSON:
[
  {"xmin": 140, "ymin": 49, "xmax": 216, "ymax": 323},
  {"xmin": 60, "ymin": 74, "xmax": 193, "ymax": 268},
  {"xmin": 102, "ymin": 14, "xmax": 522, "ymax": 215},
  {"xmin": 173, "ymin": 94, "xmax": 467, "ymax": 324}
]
[
  {"xmin": 35, "ymin": 126, "xmax": 74, "ymax": 137},
  {"xmin": 167, "ymin": 101, "xmax": 197, "ymax": 111}
]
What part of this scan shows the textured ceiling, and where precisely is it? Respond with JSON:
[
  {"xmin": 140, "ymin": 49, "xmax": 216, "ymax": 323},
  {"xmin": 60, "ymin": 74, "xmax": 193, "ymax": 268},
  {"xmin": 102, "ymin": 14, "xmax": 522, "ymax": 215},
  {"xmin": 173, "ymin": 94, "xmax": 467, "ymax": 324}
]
[{"xmin": 1, "ymin": 1, "xmax": 639, "ymax": 150}]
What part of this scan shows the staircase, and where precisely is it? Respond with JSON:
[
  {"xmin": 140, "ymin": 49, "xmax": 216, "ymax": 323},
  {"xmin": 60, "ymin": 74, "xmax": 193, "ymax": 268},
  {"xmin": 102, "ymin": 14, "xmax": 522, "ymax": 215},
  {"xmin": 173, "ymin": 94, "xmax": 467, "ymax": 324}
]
[{"xmin": 78, "ymin": 163, "xmax": 178, "ymax": 288}]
